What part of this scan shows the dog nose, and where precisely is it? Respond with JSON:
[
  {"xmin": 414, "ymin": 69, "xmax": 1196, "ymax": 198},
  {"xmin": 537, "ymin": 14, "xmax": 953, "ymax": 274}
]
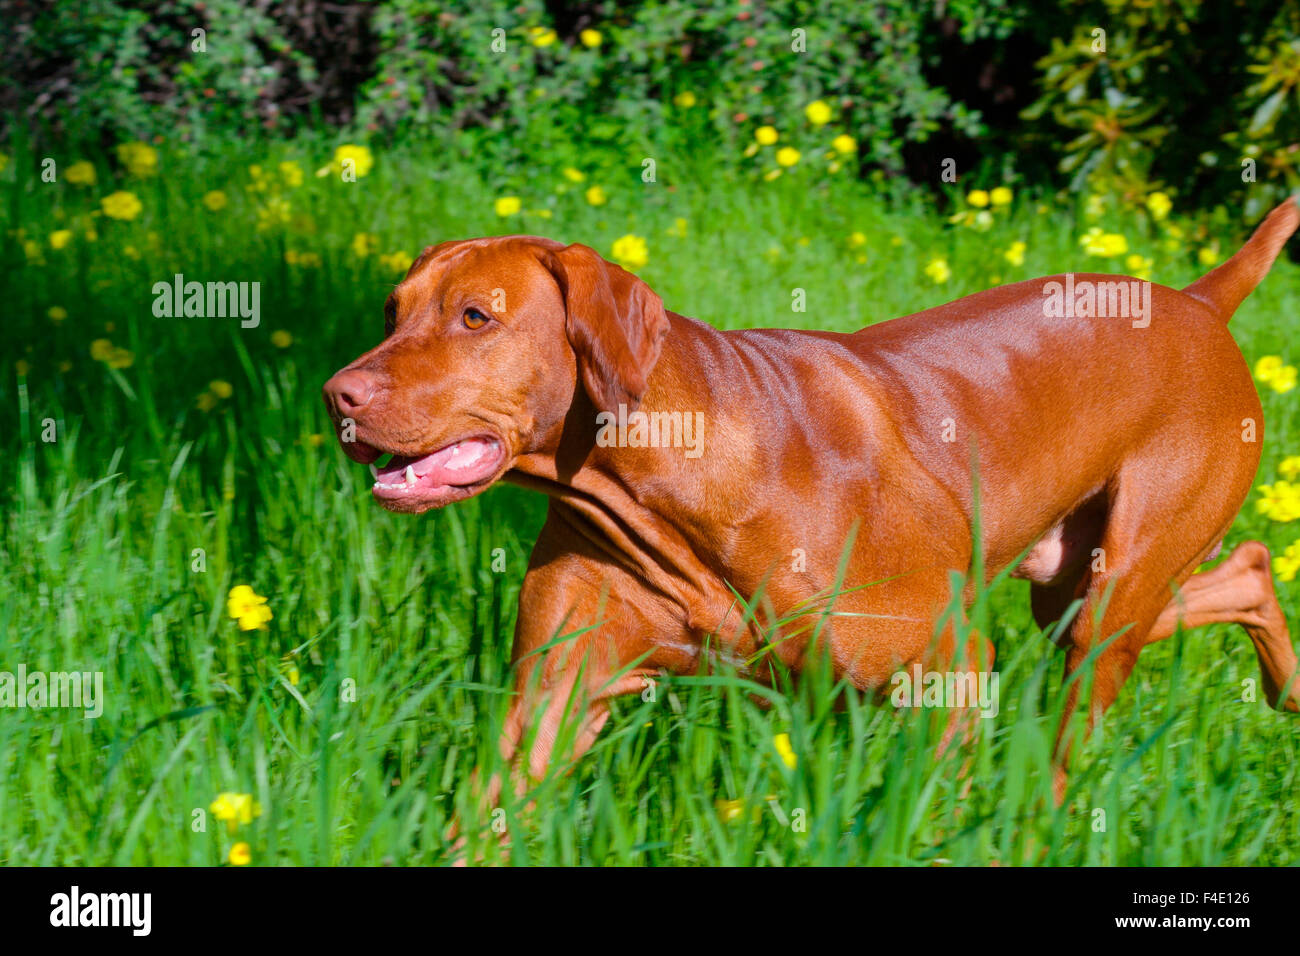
[{"xmin": 323, "ymin": 369, "xmax": 375, "ymax": 418}]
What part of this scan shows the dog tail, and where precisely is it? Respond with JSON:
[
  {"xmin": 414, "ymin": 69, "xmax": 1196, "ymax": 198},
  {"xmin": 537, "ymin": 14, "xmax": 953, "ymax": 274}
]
[{"xmin": 1184, "ymin": 197, "xmax": 1299, "ymax": 321}]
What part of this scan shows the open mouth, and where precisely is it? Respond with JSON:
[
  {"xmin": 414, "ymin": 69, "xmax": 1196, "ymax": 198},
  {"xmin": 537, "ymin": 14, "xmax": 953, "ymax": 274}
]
[{"xmin": 365, "ymin": 435, "xmax": 506, "ymax": 511}]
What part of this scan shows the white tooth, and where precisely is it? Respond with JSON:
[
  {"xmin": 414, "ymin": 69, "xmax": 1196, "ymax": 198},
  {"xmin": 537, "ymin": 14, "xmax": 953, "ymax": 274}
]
[
  {"xmin": 369, "ymin": 464, "xmax": 379, "ymax": 479},
  {"xmin": 405, "ymin": 466, "xmax": 416, "ymax": 486}
]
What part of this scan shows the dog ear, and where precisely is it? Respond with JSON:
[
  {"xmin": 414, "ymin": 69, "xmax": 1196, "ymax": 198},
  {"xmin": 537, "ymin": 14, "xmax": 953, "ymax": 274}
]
[{"xmin": 545, "ymin": 243, "xmax": 669, "ymax": 415}]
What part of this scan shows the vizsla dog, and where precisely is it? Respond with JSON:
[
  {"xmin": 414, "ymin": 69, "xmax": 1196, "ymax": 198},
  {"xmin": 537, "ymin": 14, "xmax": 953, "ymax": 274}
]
[{"xmin": 324, "ymin": 198, "xmax": 1300, "ymax": 804}]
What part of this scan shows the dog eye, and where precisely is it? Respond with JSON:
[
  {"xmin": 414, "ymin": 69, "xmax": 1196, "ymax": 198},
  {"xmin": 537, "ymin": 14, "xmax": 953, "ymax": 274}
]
[{"xmin": 463, "ymin": 308, "xmax": 489, "ymax": 330}]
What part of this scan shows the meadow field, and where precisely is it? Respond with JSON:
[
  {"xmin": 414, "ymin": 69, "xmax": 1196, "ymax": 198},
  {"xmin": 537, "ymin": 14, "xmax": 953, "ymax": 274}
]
[{"xmin": 3, "ymin": 134, "xmax": 1300, "ymax": 866}]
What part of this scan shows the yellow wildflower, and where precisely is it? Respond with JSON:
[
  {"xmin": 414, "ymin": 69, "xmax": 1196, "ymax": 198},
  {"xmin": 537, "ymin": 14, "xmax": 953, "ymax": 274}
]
[
  {"xmin": 832, "ymin": 134, "xmax": 857, "ymax": 155},
  {"xmin": 228, "ymin": 842, "xmax": 251, "ymax": 866},
  {"xmin": 1003, "ymin": 241, "xmax": 1026, "ymax": 266},
  {"xmin": 331, "ymin": 144, "xmax": 374, "ymax": 179},
  {"xmin": 773, "ymin": 733, "xmax": 797, "ymax": 769},
  {"xmin": 47, "ymin": 306, "xmax": 67, "ymax": 322},
  {"xmin": 990, "ymin": 186, "xmax": 1012, "ymax": 207},
  {"xmin": 673, "ymin": 91, "xmax": 697, "ymax": 108},
  {"xmin": 562, "ymin": 167, "xmax": 586, "ymax": 183},
  {"xmin": 755, "ymin": 125, "xmax": 779, "ymax": 146},
  {"xmin": 1146, "ymin": 192, "xmax": 1172, "ymax": 221},
  {"xmin": 584, "ymin": 185, "xmax": 607, "ymax": 206},
  {"xmin": 775, "ymin": 147, "xmax": 800, "ymax": 167},
  {"xmin": 966, "ymin": 190, "xmax": 990, "ymax": 208},
  {"xmin": 116, "ymin": 141, "xmax": 158, "ymax": 177},
  {"xmin": 65, "ymin": 161, "xmax": 96, "ymax": 185},
  {"xmin": 379, "ymin": 250, "xmax": 413, "ymax": 273},
  {"xmin": 226, "ymin": 585, "xmax": 272, "ymax": 631},
  {"xmin": 529, "ymin": 27, "xmax": 557, "ymax": 47},
  {"xmin": 1274, "ymin": 540, "xmax": 1300, "ymax": 582},
  {"xmin": 351, "ymin": 232, "xmax": 379, "ymax": 258},
  {"xmin": 610, "ymin": 234, "xmax": 648, "ymax": 270},
  {"xmin": 203, "ymin": 190, "xmax": 228, "ymax": 212},
  {"xmin": 279, "ymin": 160, "xmax": 304, "ymax": 188},
  {"xmin": 494, "ymin": 195, "xmax": 521, "ymax": 216},
  {"xmin": 270, "ymin": 330, "xmax": 293, "ymax": 348},
  {"xmin": 101, "ymin": 191, "xmax": 143, "ymax": 221},
  {"xmin": 49, "ymin": 229, "xmax": 73, "ymax": 250},
  {"xmin": 805, "ymin": 100, "xmax": 832, "ymax": 126},
  {"xmin": 579, "ymin": 28, "xmax": 602, "ymax": 47},
  {"xmin": 925, "ymin": 258, "xmax": 951, "ymax": 284}
]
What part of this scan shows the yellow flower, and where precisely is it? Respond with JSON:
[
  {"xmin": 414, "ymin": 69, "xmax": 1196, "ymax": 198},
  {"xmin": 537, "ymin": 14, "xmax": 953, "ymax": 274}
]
[
  {"xmin": 848, "ymin": 231, "xmax": 866, "ymax": 248},
  {"xmin": 203, "ymin": 190, "xmax": 228, "ymax": 212},
  {"xmin": 307, "ymin": 433, "xmax": 325, "ymax": 448},
  {"xmin": 106, "ymin": 347, "xmax": 134, "ymax": 369},
  {"xmin": 279, "ymin": 160, "xmax": 304, "ymax": 188},
  {"xmin": 255, "ymin": 197, "xmax": 291, "ymax": 231},
  {"xmin": 101, "ymin": 191, "xmax": 143, "ymax": 221},
  {"xmin": 584, "ymin": 185, "xmax": 607, "ymax": 206},
  {"xmin": 209, "ymin": 379, "xmax": 233, "ymax": 399},
  {"xmin": 773, "ymin": 733, "xmax": 797, "ymax": 769},
  {"xmin": 1003, "ymin": 241, "xmax": 1026, "ymax": 266},
  {"xmin": 716, "ymin": 798, "xmax": 745, "ymax": 822},
  {"xmin": 1146, "ymin": 192, "xmax": 1172, "ymax": 221},
  {"xmin": 990, "ymin": 186, "xmax": 1012, "ymax": 207},
  {"xmin": 196, "ymin": 391, "xmax": 219, "ymax": 413},
  {"xmin": 226, "ymin": 585, "xmax": 272, "ymax": 631},
  {"xmin": 23, "ymin": 239, "xmax": 44, "ymax": 263},
  {"xmin": 1258, "ymin": 482, "xmax": 1300, "ymax": 522},
  {"xmin": 666, "ymin": 217, "xmax": 688, "ymax": 238},
  {"xmin": 966, "ymin": 190, "xmax": 990, "ymax": 208},
  {"xmin": 1279, "ymin": 455, "xmax": 1300, "ymax": 481},
  {"xmin": 1198, "ymin": 246, "xmax": 1219, "ymax": 267},
  {"xmin": 116, "ymin": 141, "xmax": 158, "ymax": 177},
  {"xmin": 1121, "ymin": 255, "xmax": 1152, "ymax": 280},
  {"xmin": 1079, "ymin": 227, "xmax": 1128, "ymax": 257},
  {"xmin": 775, "ymin": 147, "xmax": 800, "ymax": 167},
  {"xmin": 49, "ymin": 229, "xmax": 73, "ymax": 250},
  {"xmin": 494, "ymin": 195, "xmax": 521, "ymax": 216},
  {"xmin": 65, "ymin": 161, "xmax": 96, "ymax": 185},
  {"xmin": 562, "ymin": 167, "xmax": 586, "ymax": 183},
  {"xmin": 610, "ymin": 234, "xmax": 648, "ymax": 270},
  {"xmin": 832, "ymin": 134, "xmax": 857, "ymax": 155},
  {"xmin": 804, "ymin": 100, "xmax": 832, "ymax": 126},
  {"xmin": 90, "ymin": 339, "xmax": 114, "ymax": 361},
  {"xmin": 270, "ymin": 330, "xmax": 293, "ymax": 348},
  {"xmin": 351, "ymin": 232, "xmax": 379, "ymax": 258},
  {"xmin": 47, "ymin": 306, "xmax": 67, "ymax": 322},
  {"xmin": 579, "ymin": 28, "xmax": 602, "ymax": 47},
  {"xmin": 285, "ymin": 250, "xmax": 321, "ymax": 268},
  {"xmin": 924, "ymin": 258, "xmax": 951, "ymax": 284},
  {"xmin": 529, "ymin": 26, "xmax": 557, "ymax": 47},
  {"xmin": 1274, "ymin": 540, "xmax": 1300, "ymax": 582},
  {"xmin": 379, "ymin": 250, "xmax": 413, "ymax": 274},
  {"xmin": 1255, "ymin": 355, "xmax": 1284, "ymax": 383},
  {"xmin": 673, "ymin": 91, "xmax": 697, "ymax": 108},
  {"xmin": 332, "ymin": 144, "xmax": 374, "ymax": 179},
  {"xmin": 755, "ymin": 125, "xmax": 779, "ymax": 146},
  {"xmin": 1271, "ymin": 365, "xmax": 1298, "ymax": 393},
  {"xmin": 228, "ymin": 842, "xmax": 251, "ymax": 866}
]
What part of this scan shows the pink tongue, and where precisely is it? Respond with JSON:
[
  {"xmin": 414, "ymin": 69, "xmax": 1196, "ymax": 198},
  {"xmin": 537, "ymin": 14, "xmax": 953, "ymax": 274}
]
[{"xmin": 373, "ymin": 438, "xmax": 500, "ymax": 486}]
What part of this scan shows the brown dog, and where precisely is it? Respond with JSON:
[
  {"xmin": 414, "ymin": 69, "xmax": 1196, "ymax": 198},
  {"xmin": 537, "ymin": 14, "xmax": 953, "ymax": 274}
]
[{"xmin": 324, "ymin": 199, "xmax": 1300, "ymax": 803}]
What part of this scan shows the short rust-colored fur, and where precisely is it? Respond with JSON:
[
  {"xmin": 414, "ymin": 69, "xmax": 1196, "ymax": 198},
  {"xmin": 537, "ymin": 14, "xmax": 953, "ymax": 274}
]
[{"xmin": 324, "ymin": 200, "xmax": 1300, "ymax": 807}]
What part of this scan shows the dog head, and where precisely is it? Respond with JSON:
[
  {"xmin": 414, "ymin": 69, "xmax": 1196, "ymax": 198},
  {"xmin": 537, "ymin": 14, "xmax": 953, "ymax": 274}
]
[{"xmin": 322, "ymin": 236, "xmax": 668, "ymax": 512}]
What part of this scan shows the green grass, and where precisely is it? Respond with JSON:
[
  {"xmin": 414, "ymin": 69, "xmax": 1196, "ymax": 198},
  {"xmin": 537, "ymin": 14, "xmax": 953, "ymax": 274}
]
[{"xmin": 3, "ymin": 134, "xmax": 1300, "ymax": 865}]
